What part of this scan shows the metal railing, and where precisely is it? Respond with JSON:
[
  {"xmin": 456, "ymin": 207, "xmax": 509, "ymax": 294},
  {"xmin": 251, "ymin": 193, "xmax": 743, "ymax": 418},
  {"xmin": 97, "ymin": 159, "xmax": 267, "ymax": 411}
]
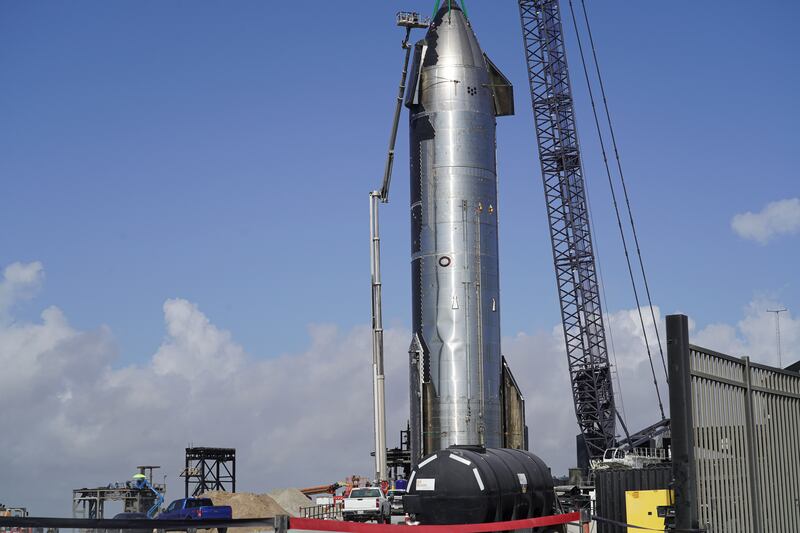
[
  {"xmin": 300, "ymin": 502, "xmax": 343, "ymax": 521},
  {"xmin": 396, "ymin": 12, "xmax": 429, "ymax": 29}
]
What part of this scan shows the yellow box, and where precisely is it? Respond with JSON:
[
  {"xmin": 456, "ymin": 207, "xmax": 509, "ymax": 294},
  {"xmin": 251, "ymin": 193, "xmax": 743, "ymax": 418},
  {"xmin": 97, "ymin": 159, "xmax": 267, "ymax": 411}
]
[{"xmin": 625, "ymin": 489, "xmax": 673, "ymax": 529}]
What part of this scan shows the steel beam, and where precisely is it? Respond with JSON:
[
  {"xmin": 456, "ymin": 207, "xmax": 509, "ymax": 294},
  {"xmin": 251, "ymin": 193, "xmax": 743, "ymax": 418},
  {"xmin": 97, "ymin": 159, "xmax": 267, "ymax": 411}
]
[{"xmin": 666, "ymin": 314, "xmax": 699, "ymax": 531}]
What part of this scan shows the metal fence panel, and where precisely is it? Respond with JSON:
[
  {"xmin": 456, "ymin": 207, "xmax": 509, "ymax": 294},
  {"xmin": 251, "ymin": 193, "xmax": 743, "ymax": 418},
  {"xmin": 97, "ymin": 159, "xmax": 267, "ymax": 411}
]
[{"xmin": 688, "ymin": 345, "xmax": 800, "ymax": 533}]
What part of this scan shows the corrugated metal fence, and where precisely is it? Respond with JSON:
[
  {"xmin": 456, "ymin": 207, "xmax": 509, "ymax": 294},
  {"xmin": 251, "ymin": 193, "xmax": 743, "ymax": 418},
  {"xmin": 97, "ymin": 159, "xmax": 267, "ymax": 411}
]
[{"xmin": 687, "ymin": 343, "xmax": 800, "ymax": 532}]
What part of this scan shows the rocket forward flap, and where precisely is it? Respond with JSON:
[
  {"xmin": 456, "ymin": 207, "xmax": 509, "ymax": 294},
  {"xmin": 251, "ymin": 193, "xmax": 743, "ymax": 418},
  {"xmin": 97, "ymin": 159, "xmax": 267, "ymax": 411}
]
[{"xmin": 484, "ymin": 54, "xmax": 515, "ymax": 117}]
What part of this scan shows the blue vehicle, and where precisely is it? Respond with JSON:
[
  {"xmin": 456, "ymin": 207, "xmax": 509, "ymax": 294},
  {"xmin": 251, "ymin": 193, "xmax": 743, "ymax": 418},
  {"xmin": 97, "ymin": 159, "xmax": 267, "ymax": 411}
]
[{"xmin": 157, "ymin": 498, "xmax": 232, "ymax": 533}]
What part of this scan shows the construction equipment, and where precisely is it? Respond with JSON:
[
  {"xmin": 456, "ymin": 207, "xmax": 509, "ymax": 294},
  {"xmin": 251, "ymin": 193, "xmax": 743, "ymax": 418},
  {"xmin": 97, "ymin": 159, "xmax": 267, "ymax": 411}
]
[
  {"xmin": 625, "ymin": 489, "xmax": 674, "ymax": 531},
  {"xmin": 299, "ymin": 484, "xmax": 341, "ymax": 497},
  {"xmin": 132, "ymin": 473, "xmax": 164, "ymax": 518},
  {"xmin": 517, "ymin": 0, "xmax": 617, "ymax": 461},
  {"xmin": 517, "ymin": 0, "xmax": 669, "ymax": 462},
  {"xmin": 368, "ymin": 11, "xmax": 428, "ymax": 482},
  {"xmin": 0, "ymin": 506, "xmax": 29, "ymax": 533},
  {"xmin": 73, "ymin": 466, "xmax": 166, "ymax": 521}
]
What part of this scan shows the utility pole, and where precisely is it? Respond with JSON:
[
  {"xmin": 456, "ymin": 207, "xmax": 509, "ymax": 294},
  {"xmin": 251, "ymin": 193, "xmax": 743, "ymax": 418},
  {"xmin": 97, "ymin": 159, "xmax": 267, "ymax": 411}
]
[{"xmin": 767, "ymin": 308, "xmax": 788, "ymax": 368}]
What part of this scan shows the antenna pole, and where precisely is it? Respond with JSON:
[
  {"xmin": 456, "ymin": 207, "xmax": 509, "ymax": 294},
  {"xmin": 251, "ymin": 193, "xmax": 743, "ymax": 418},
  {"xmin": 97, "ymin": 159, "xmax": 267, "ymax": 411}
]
[{"xmin": 767, "ymin": 308, "xmax": 788, "ymax": 368}]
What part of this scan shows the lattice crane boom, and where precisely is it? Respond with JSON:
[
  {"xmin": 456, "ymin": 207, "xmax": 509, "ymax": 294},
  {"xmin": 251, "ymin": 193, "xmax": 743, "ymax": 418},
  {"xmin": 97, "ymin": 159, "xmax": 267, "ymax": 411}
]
[{"xmin": 518, "ymin": 0, "xmax": 616, "ymax": 460}]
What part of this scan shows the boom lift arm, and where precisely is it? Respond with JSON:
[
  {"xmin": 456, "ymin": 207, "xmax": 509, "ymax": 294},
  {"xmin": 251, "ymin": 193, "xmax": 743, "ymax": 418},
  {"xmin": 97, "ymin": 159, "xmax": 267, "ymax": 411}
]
[
  {"xmin": 132, "ymin": 474, "xmax": 164, "ymax": 518},
  {"xmin": 369, "ymin": 12, "xmax": 427, "ymax": 482}
]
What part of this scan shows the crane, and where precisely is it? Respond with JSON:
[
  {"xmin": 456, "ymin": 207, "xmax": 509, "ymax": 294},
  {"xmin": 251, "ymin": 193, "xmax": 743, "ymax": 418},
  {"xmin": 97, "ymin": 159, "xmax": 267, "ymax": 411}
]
[
  {"xmin": 517, "ymin": 0, "xmax": 618, "ymax": 461},
  {"xmin": 517, "ymin": 0, "xmax": 671, "ymax": 463}
]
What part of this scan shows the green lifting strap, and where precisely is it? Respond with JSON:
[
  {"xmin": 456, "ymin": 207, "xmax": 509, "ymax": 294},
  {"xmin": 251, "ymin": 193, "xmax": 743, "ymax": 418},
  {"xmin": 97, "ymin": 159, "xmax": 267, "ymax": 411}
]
[{"xmin": 432, "ymin": 0, "xmax": 467, "ymax": 19}]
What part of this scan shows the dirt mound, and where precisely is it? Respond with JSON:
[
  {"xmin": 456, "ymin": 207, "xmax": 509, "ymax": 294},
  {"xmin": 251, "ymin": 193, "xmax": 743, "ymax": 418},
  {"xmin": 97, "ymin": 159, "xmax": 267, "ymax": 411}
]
[
  {"xmin": 201, "ymin": 491, "xmax": 286, "ymax": 533},
  {"xmin": 267, "ymin": 488, "xmax": 311, "ymax": 517}
]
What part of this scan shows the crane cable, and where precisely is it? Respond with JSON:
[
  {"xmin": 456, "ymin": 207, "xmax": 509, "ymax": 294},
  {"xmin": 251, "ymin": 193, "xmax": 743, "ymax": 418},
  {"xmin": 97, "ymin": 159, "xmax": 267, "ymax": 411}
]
[
  {"xmin": 586, "ymin": 167, "xmax": 629, "ymax": 425},
  {"xmin": 565, "ymin": 0, "xmax": 666, "ymax": 420},
  {"xmin": 577, "ymin": 0, "xmax": 669, "ymax": 385}
]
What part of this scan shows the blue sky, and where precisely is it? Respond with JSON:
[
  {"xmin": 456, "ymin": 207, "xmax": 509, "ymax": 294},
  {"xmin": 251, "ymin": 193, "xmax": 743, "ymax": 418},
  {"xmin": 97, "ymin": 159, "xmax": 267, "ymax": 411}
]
[
  {"xmin": 1, "ymin": 0, "xmax": 799, "ymax": 514},
  {"xmin": 2, "ymin": 1, "xmax": 798, "ymax": 364}
]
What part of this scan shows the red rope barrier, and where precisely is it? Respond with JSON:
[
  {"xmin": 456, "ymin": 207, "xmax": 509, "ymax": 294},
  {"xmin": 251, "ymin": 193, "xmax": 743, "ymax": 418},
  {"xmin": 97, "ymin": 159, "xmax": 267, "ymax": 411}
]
[{"xmin": 289, "ymin": 512, "xmax": 580, "ymax": 532}]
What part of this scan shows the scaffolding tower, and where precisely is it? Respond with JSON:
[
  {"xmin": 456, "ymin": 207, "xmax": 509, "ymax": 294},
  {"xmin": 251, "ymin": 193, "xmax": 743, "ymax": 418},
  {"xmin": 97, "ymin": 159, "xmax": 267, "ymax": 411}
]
[
  {"xmin": 182, "ymin": 447, "xmax": 236, "ymax": 497},
  {"xmin": 385, "ymin": 423, "xmax": 412, "ymax": 481}
]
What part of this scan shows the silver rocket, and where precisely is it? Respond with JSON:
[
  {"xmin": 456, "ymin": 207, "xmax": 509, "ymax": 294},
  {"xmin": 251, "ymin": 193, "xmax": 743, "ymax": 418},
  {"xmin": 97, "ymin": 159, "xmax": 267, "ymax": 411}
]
[{"xmin": 406, "ymin": 4, "xmax": 517, "ymax": 462}]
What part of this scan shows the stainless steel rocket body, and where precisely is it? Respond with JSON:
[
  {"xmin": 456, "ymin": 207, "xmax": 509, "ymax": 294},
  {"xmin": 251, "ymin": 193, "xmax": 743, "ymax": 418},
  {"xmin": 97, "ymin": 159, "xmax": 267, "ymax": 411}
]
[{"xmin": 406, "ymin": 5, "xmax": 513, "ymax": 457}]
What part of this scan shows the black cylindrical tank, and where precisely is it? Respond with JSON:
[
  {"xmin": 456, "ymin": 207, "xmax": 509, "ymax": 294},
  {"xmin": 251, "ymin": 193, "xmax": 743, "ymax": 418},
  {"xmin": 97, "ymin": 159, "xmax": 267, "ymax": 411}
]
[{"xmin": 403, "ymin": 446, "xmax": 556, "ymax": 525}]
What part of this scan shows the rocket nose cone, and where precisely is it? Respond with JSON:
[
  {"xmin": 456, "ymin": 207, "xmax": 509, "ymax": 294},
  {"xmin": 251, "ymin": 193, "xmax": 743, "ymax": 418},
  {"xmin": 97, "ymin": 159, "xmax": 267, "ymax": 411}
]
[
  {"xmin": 432, "ymin": 1, "xmax": 463, "ymax": 25},
  {"xmin": 426, "ymin": 2, "xmax": 483, "ymax": 69}
]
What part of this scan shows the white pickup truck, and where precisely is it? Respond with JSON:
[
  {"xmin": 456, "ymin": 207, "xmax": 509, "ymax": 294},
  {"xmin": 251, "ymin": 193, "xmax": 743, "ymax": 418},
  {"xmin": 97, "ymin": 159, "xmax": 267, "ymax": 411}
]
[{"xmin": 342, "ymin": 487, "xmax": 390, "ymax": 523}]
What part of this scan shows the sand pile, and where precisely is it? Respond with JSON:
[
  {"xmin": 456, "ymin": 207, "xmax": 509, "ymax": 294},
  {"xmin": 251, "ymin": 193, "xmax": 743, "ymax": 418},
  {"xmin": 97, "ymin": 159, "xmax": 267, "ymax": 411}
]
[
  {"xmin": 267, "ymin": 488, "xmax": 312, "ymax": 517},
  {"xmin": 201, "ymin": 491, "xmax": 286, "ymax": 533}
]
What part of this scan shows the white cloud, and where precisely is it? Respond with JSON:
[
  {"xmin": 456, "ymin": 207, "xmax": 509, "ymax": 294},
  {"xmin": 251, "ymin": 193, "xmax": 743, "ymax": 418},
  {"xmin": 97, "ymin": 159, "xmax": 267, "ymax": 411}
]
[
  {"xmin": 731, "ymin": 197, "xmax": 800, "ymax": 244},
  {"xmin": 692, "ymin": 297, "xmax": 798, "ymax": 368},
  {"xmin": 0, "ymin": 261, "xmax": 796, "ymax": 517},
  {"xmin": 0, "ymin": 268, "xmax": 411, "ymax": 515},
  {"xmin": 0, "ymin": 261, "xmax": 44, "ymax": 320},
  {"xmin": 503, "ymin": 305, "xmax": 672, "ymax": 475},
  {"xmin": 503, "ymin": 310, "xmax": 668, "ymax": 474},
  {"xmin": 152, "ymin": 298, "xmax": 246, "ymax": 379},
  {"xmin": 508, "ymin": 299, "xmax": 800, "ymax": 474}
]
